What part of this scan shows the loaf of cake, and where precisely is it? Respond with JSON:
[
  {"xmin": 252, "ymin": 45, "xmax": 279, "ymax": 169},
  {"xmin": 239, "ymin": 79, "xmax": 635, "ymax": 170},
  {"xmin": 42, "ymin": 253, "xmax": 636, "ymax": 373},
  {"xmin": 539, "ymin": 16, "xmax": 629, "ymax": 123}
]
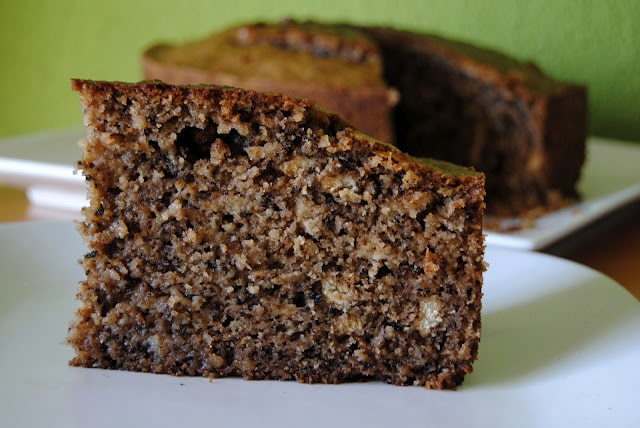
[
  {"xmin": 66, "ymin": 79, "xmax": 486, "ymax": 389},
  {"xmin": 143, "ymin": 20, "xmax": 587, "ymax": 222}
]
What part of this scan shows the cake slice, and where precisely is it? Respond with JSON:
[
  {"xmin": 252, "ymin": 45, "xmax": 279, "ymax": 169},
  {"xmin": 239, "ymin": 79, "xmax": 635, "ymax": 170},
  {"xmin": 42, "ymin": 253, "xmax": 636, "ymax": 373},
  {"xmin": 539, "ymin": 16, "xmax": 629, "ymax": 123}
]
[{"xmin": 66, "ymin": 79, "xmax": 486, "ymax": 389}]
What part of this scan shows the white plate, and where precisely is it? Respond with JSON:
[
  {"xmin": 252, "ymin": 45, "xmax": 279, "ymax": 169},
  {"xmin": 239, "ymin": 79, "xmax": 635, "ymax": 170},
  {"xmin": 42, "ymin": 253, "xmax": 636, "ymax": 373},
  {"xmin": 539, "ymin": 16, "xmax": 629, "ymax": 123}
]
[
  {"xmin": 1, "ymin": 221, "xmax": 639, "ymax": 427},
  {"xmin": 1, "ymin": 129, "xmax": 639, "ymax": 248},
  {"xmin": 0, "ymin": 128, "xmax": 86, "ymax": 212}
]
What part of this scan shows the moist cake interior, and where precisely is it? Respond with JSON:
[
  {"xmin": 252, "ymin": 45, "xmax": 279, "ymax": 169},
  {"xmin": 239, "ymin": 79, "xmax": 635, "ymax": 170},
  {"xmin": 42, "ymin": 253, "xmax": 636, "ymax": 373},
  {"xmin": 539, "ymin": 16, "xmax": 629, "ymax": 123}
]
[{"xmin": 67, "ymin": 80, "xmax": 485, "ymax": 389}]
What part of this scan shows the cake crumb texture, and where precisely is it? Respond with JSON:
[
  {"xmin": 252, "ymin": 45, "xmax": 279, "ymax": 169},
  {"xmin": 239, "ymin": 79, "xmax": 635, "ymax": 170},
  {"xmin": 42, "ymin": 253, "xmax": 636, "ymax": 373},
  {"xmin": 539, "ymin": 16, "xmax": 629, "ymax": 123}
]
[{"xmin": 67, "ymin": 79, "xmax": 485, "ymax": 389}]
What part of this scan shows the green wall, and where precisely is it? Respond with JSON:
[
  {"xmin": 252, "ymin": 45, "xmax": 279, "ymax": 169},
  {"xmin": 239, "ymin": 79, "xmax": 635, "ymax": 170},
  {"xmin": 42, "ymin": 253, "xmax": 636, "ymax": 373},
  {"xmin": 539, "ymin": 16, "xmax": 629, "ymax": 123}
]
[{"xmin": 1, "ymin": 0, "xmax": 638, "ymax": 142}]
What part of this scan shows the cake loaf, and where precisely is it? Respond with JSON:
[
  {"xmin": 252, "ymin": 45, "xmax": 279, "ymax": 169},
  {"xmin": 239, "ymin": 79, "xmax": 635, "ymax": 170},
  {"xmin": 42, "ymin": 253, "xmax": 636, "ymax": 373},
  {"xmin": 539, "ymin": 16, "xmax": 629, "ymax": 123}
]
[
  {"xmin": 66, "ymin": 79, "xmax": 486, "ymax": 389},
  {"xmin": 143, "ymin": 20, "xmax": 587, "ymax": 221}
]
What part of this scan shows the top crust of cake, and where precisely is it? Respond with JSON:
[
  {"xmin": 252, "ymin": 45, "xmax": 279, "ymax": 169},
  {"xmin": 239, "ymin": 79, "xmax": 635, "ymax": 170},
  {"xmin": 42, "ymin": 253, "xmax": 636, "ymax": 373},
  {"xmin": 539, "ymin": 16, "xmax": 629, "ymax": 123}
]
[
  {"xmin": 143, "ymin": 23, "xmax": 398, "ymax": 143},
  {"xmin": 144, "ymin": 23, "xmax": 385, "ymax": 88},
  {"xmin": 68, "ymin": 79, "xmax": 486, "ymax": 389},
  {"xmin": 364, "ymin": 27, "xmax": 574, "ymax": 95}
]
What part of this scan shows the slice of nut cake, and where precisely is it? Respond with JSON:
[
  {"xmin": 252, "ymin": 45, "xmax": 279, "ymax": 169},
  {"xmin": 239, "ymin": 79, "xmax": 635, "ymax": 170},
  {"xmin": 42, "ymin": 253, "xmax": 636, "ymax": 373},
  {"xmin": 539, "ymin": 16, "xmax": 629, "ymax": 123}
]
[{"xmin": 67, "ymin": 79, "xmax": 485, "ymax": 389}]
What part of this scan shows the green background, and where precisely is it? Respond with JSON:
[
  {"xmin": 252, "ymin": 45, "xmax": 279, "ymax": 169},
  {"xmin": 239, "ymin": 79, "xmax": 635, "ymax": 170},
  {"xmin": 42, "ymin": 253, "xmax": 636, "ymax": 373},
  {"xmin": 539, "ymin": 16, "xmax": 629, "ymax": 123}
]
[{"xmin": 1, "ymin": 0, "xmax": 638, "ymax": 143}]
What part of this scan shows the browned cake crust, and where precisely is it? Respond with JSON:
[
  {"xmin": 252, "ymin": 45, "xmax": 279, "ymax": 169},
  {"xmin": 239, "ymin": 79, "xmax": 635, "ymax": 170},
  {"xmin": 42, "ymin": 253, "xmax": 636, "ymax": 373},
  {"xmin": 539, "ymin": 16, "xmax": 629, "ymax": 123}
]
[
  {"xmin": 143, "ymin": 21, "xmax": 398, "ymax": 144},
  {"xmin": 143, "ymin": 20, "xmax": 587, "ymax": 221},
  {"xmin": 67, "ymin": 79, "xmax": 486, "ymax": 389}
]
